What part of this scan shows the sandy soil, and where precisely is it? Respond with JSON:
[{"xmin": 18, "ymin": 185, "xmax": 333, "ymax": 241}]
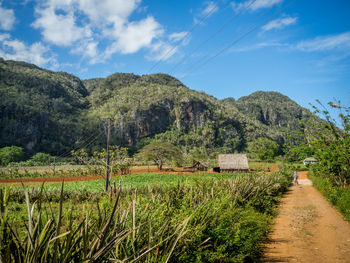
[{"xmin": 263, "ymin": 171, "xmax": 350, "ymax": 262}]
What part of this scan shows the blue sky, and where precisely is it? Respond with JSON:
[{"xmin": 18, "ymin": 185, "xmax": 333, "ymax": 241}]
[{"xmin": 0, "ymin": 0, "xmax": 349, "ymax": 121}]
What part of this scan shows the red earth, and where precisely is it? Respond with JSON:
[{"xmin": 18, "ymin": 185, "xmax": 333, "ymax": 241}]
[{"xmin": 0, "ymin": 167, "xmax": 215, "ymax": 184}]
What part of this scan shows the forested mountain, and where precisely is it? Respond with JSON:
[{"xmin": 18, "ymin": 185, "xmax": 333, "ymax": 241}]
[
  {"xmin": 233, "ymin": 91, "xmax": 314, "ymax": 129},
  {"xmin": 0, "ymin": 58, "xmax": 89, "ymax": 154},
  {"xmin": 0, "ymin": 58, "xmax": 320, "ymax": 156}
]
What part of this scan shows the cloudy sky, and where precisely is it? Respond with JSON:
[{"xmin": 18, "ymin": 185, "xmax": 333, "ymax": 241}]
[{"xmin": 0, "ymin": 0, "xmax": 349, "ymax": 118}]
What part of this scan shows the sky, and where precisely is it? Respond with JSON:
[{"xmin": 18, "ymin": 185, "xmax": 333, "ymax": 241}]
[{"xmin": 0, "ymin": 0, "xmax": 349, "ymax": 122}]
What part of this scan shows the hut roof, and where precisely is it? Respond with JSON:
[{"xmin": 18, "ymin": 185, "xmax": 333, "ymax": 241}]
[
  {"xmin": 218, "ymin": 154, "xmax": 249, "ymax": 170},
  {"xmin": 192, "ymin": 161, "xmax": 208, "ymax": 168},
  {"xmin": 304, "ymin": 157, "xmax": 317, "ymax": 162}
]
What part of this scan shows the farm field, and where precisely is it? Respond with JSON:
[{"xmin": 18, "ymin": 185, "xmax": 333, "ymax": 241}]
[
  {"xmin": 0, "ymin": 160, "xmax": 283, "ymax": 181},
  {"xmin": 0, "ymin": 164, "xmax": 220, "ymax": 182},
  {"xmin": 0, "ymin": 165, "xmax": 161, "ymax": 179},
  {"xmin": 0, "ymin": 170, "xmax": 291, "ymax": 262}
]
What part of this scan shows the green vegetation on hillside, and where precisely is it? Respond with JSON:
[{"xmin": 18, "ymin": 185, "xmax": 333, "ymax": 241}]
[
  {"xmin": 0, "ymin": 58, "xmax": 89, "ymax": 155},
  {"xmin": 0, "ymin": 58, "xmax": 323, "ymax": 161}
]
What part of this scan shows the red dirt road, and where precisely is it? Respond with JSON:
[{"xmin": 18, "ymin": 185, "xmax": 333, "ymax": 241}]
[{"xmin": 263, "ymin": 171, "xmax": 350, "ymax": 262}]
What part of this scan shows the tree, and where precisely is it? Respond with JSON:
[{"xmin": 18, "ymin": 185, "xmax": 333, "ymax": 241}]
[
  {"xmin": 92, "ymin": 146, "xmax": 131, "ymax": 175},
  {"xmin": 72, "ymin": 146, "xmax": 131, "ymax": 176},
  {"xmin": 247, "ymin": 137, "xmax": 279, "ymax": 160},
  {"xmin": 28, "ymin": 152, "xmax": 54, "ymax": 166},
  {"xmin": 284, "ymin": 140, "xmax": 315, "ymax": 162},
  {"xmin": 136, "ymin": 142, "xmax": 182, "ymax": 170},
  {"xmin": 0, "ymin": 146, "xmax": 25, "ymax": 166},
  {"xmin": 307, "ymin": 101, "xmax": 350, "ymax": 186}
]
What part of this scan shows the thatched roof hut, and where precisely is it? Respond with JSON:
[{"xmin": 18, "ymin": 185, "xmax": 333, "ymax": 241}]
[
  {"xmin": 183, "ymin": 161, "xmax": 208, "ymax": 172},
  {"xmin": 192, "ymin": 161, "xmax": 208, "ymax": 171},
  {"xmin": 218, "ymin": 154, "xmax": 249, "ymax": 172}
]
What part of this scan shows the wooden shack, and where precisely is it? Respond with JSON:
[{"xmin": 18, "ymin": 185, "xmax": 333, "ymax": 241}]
[
  {"xmin": 183, "ymin": 161, "xmax": 208, "ymax": 172},
  {"xmin": 218, "ymin": 154, "xmax": 249, "ymax": 173}
]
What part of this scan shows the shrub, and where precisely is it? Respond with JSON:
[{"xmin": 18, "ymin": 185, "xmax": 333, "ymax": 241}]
[
  {"xmin": 247, "ymin": 137, "xmax": 279, "ymax": 160},
  {"xmin": 310, "ymin": 173, "xmax": 350, "ymax": 222},
  {"xmin": 0, "ymin": 146, "xmax": 25, "ymax": 166},
  {"xmin": 27, "ymin": 152, "xmax": 54, "ymax": 166}
]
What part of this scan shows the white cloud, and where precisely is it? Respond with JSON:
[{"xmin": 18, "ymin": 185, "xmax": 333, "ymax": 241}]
[
  {"xmin": 201, "ymin": 1, "xmax": 218, "ymax": 17},
  {"xmin": 193, "ymin": 1, "xmax": 219, "ymax": 24},
  {"xmin": 231, "ymin": 0, "xmax": 283, "ymax": 12},
  {"xmin": 262, "ymin": 16, "xmax": 297, "ymax": 31},
  {"xmin": 0, "ymin": 2, "xmax": 16, "ymax": 30},
  {"xmin": 31, "ymin": 0, "xmax": 180, "ymax": 63},
  {"xmin": 32, "ymin": 5, "xmax": 91, "ymax": 46},
  {"xmin": 296, "ymin": 32, "xmax": 350, "ymax": 52},
  {"xmin": 77, "ymin": 0, "xmax": 140, "ymax": 25},
  {"xmin": 111, "ymin": 16, "xmax": 163, "ymax": 54},
  {"xmin": 71, "ymin": 40, "xmax": 101, "ymax": 64},
  {"xmin": 169, "ymin": 31, "xmax": 188, "ymax": 42},
  {"xmin": 147, "ymin": 41, "xmax": 177, "ymax": 61},
  {"xmin": 230, "ymin": 41, "xmax": 288, "ymax": 52},
  {"xmin": 0, "ymin": 34, "xmax": 57, "ymax": 68},
  {"xmin": 0, "ymin": 33, "xmax": 10, "ymax": 42}
]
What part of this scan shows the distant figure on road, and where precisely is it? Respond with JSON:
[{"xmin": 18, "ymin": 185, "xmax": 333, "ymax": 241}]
[{"xmin": 293, "ymin": 171, "xmax": 299, "ymax": 185}]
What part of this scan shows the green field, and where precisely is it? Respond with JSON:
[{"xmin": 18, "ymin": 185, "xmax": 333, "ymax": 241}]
[{"xmin": 1, "ymin": 171, "xmax": 292, "ymax": 262}]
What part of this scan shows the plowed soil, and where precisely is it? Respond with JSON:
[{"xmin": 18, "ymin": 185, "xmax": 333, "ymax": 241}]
[
  {"xmin": 263, "ymin": 171, "xmax": 350, "ymax": 262},
  {"xmin": 0, "ymin": 167, "xmax": 214, "ymax": 184}
]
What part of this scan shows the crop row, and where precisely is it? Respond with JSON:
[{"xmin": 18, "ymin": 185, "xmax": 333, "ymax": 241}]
[{"xmin": 0, "ymin": 172, "xmax": 291, "ymax": 262}]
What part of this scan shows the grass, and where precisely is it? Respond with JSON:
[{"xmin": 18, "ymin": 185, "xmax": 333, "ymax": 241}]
[{"xmin": 309, "ymin": 173, "xmax": 350, "ymax": 222}]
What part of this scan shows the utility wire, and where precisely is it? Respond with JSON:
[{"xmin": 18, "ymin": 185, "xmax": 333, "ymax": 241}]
[
  {"xmin": 178, "ymin": 5, "xmax": 275, "ymax": 78},
  {"xmin": 57, "ymin": 130, "xmax": 104, "ymax": 159},
  {"xmin": 169, "ymin": 0, "xmax": 257, "ymax": 75},
  {"xmin": 180, "ymin": 0, "xmax": 296, "ymax": 79},
  {"xmin": 146, "ymin": 0, "xmax": 222, "ymax": 74}
]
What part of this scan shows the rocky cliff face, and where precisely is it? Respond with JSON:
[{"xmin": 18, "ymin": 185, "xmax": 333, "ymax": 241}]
[
  {"xmin": 0, "ymin": 58, "xmax": 320, "ymax": 155},
  {"xmin": 118, "ymin": 99, "xmax": 175, "ymax": 145}
]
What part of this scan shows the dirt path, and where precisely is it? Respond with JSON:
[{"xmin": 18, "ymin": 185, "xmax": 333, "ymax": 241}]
[{"xmin": 263, "ymin": 171, "xmax": 350, "ymax": 262}]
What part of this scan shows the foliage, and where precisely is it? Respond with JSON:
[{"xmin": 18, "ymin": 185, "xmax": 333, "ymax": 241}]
[
  {"xmin": 309, "ymin": 173, "xmax": 350, "ymax": 222},
  {"xmin": 25, "ymin": 152, "xmax": 54, "ymax": 166},
  {"xmin": 1, "ymin": 172, "xmax": 290, "ymax": 262},
  {"xmin": 247, "ymin": 137, "xmax": 279, "ymax": 160},
  {"xmin": 308, "ymin": 101, "xmax": 350, "ymax": 186},
  {"xmin": 0, "ymin": 146, "xmax": 25, "ymax": 166},
  {"xmin": 1, "ymin": 58, "xmax": 324, "ymax": 157},
  {"xmin": 72, "ymin": 146, "xmax": 132, "ymax": 176},
  {"xmin": 284, "ymin": 139, "xmax": 315, "ymax": 162},
  {"xmin": 136, "ymin": 141, "xmax": 183, "ymax": 170},
  {"xmin": 233, "ymin": 91, "xmax": 317, "ymax": 132},
  {"xmin": 93, "ymin": 146, "xmax": 131, "ymax": 175},
  {"xmin": 0, "ymin": 58, "xmax": 89, "ymax": 155},
  {"xmin": 0, "ymin": 183, "xmax": 185, "ymax": 262}
]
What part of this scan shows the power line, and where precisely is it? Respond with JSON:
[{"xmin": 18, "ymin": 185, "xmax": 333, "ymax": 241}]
[
  {"xmin": 177, "ymin": 6, "xmax": 274, "ymax": 78},
  {"xmin": 57, "ymin": 130, "xmax": 104, "ymax": 159},
  {"xmin": 169, "ymin": 0, "xmax": 257, "ymax": 75},
  {"xmin": 146, "ymin": 0, "xmax": 222, "ymax": 74},
  {"xmin": 180, "ymin": 0, "xmax": 297, "ymax": 79}
]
